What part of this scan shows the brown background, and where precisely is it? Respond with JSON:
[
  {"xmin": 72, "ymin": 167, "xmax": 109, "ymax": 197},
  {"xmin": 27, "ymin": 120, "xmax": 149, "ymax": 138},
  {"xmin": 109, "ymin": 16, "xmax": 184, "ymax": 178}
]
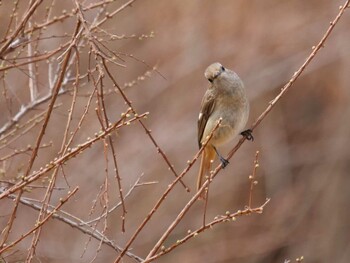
[{"xmin": 1, "ymin": 0, "xmax": 350, "ymax": 262}]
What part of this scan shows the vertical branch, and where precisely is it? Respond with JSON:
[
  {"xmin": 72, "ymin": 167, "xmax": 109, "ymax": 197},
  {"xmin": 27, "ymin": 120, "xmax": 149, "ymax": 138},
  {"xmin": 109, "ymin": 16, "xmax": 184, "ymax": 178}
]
[
  {"xmin": 74, "ymin": 1, "xmax": 129, "ymax": 233},
  {"xmin": 248, "ymin": 151, "xmax": 259, "ymax": 208},
  {"xmin": 108, "ymin": 135, "xmax": 127, "ymax": 232},
  {"xmin": 26, "ymin": 46, "xmax": 81, "ymax": 261},
  {"xmin": 0, "ymin": 19, "xmax": 79, "ymax": 250},
  {"xmin": 1, "ymin": 74, "xmax": 13, "ymax": 122},
  {"xmin": 27, "ymin": 23, "xmax": 37, "ymax": 102},
  {"xmin": 94, "ymin": 61, "xmax": 128, "ymax": 232},
  {"xmin": 3, "ymin": 0, "xmax": 20, "ymax": 39},
  {"xmin": 0, "ymin": 191, "xmax": 21, "ymax": 248},
  {"xmin": 23, "ymin": 20, "xmax": 80, "ymax": 179}
]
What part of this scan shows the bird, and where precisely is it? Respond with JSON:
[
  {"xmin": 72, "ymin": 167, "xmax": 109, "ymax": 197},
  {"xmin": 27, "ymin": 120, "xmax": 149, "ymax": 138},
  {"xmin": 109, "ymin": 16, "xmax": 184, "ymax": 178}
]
[{"xmin": 197, "ymin": 62, "xmax": 253, "ymax": 200}]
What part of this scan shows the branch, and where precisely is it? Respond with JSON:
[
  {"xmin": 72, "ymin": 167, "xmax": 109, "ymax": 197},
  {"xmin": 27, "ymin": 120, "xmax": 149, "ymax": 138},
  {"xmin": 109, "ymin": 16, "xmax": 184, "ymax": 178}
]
[
  {"xmin": 1, "ymin": 189, "xmax": 144, "ymax": 262},
  {"xmin": 0, "ymin": 112, "xmax": 149, "ymax": 200},
  {"xmin": 143, "ymin": 1, "xmax": 350, "ymax": 260},
  {"xmin": 0, "ymin": 0, "xmax": 44, "ymax": 57},
  {"xmin": 114, "ymin": 119, "xmax": 222, "ymax": 262},
  {"xmin": 0, "ymin": 187, "xmax": 79, "ymax": 254},
  {"xmin": 146, "ymin": 199, "xmax": 270, "ymax": 262}
]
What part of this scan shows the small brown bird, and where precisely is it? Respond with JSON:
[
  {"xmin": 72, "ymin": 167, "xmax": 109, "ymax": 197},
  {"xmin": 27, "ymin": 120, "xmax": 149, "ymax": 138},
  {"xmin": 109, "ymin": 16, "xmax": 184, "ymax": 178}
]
[{"xmin": 197, "ymin": 62, "xmax": 253, "ymax": 199}]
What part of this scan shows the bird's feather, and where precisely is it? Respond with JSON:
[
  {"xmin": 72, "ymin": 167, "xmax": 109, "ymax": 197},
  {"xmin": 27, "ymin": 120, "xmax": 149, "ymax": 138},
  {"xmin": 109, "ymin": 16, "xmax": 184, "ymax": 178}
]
[{"xmin": 197, "ymin": 90, "xmax": 216, "ymax": 148}]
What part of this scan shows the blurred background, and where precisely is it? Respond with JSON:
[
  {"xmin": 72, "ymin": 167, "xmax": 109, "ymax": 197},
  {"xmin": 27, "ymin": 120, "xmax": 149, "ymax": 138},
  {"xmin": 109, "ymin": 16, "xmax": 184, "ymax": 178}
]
[{"xmin": 1, "ymin": 0, "xmax": 350, "ymax": 262}]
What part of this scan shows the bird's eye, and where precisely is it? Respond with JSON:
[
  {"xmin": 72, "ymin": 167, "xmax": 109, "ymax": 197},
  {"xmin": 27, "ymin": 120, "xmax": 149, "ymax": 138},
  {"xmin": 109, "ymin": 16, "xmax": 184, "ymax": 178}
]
[
  {"xmin": 221, "ymin": 66, "xmax": 225, "ymax": 71},
  {"xmin": 208, "ymin": 78, "xmax": 213, "ymax": 83}
]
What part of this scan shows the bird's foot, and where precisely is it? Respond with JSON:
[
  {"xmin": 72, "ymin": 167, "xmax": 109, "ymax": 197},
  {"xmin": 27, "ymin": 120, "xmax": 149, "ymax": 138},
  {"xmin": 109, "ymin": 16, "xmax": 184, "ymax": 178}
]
[
  {"xmin": 214, "ymin": 146, "xmax": 229, "ymax": 168},
  {"xmin": 219, "ymin": 156, "xmax": 229, "ymax": 168},
  {"xmin": 241, "ymin": 129, "xmax": 254, "ymax": 141}
]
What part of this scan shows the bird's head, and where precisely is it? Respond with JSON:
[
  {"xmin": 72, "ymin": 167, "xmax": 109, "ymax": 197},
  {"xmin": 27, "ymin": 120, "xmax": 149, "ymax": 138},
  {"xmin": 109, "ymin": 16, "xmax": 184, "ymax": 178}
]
[{"xmin": 204, "ymin": 62, "xmax": 226, "ymax": 83}]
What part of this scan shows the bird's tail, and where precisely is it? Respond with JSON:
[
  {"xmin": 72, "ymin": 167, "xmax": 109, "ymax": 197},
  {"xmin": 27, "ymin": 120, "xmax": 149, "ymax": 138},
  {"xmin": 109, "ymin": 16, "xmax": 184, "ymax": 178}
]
[{"xmin": 197, "ymin": 146, "xmax": 216, "ymax": 200}]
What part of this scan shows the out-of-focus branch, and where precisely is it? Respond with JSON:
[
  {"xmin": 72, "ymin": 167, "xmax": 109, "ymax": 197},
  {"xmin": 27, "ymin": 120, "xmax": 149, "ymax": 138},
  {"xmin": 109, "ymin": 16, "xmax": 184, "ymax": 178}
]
[
  {"xmin": 248, "ymin": 1, "xmax": 350, "ymax": 134},
  {"xmin": 0, "ymin": 88, "xmax": 67, "ymax": 136}
]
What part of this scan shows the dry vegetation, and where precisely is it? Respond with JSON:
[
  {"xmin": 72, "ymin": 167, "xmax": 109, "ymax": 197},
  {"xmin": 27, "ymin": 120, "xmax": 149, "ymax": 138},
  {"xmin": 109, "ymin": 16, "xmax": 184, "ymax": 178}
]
[{"xmin": 0, "ymin": 0, "xmax": 350, "ymax": 262}]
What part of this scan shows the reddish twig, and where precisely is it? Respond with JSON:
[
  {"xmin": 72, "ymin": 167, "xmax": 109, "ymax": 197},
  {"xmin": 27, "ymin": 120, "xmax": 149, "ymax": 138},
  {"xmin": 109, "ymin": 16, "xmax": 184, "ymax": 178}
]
[
  {"xmin": 2, "ymin": 181, "xmax": 146, "ymax": 261},
  {"xmin": 90, "ymin": 0, "xmax": 137, "ymax": 30},
  {"xmin": 0, "ymin": 20, "xmax": 81, "ymax": 250},
  {"xmin": 248, "ymin": 151, "xmax": 260, "ymax": 208},
  {"xmin": 0, "ymin": 187, "xmax": 79, "ymax": 254},
  {"xmin": 114, "ymin": 119, "xmax": 222, "ymax": 262},
  {"xmin": 143, "ymin": 2, "xmax": 350, "ymax": 260},
  {"xmin": 249, "ymin": 0, "xmax": 350, "ymax": 134},
  {"xmin": 146, "ymin": 199, "xmax": 270, "ymax": 262},
  {"xmin": 102, "ymin": 58, "xmax": 190, "ymax": 192},
  {"xmin": 0, "ymin": 0, "xmax": 44, "ymax": 57},
  {"xmin": 26, "ymin": 45, "xmax": 82, "ymax": 261},
  {"xmin": 0, "ymin": 142, "xmax": 52, "ymax": 162},
  {"xmin": 0, "ymin": 112, "xmax": 148, "ymax": 200}
]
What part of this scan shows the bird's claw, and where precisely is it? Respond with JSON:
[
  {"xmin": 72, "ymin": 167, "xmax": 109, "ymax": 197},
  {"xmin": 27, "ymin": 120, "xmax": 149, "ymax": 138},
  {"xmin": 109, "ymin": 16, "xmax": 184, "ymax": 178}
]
[
  {"xmin": 219, "ymin": 156, "xmax": 229, "ymax": 168},
  {"xmin": 241, "ymin": 129, "xmax": 254, "ymax": 141}
]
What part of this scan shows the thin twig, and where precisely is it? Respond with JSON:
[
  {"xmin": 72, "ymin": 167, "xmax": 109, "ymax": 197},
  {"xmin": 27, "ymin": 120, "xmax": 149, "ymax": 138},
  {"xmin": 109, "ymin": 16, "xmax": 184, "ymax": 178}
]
[
  {"xmin": 84, "ymin": 173, "xmax": 152, "ymax": 225},
  {"xmin": 26, "ymin": 43, "xmax": 82, "ymax": 261},
  {"xmin": 0, "ymin": 187, "xmax": 79, "ymax": 254},
  {"xmin": 0, "ymin": 112, "xmax": 148, "ymax": 200},
  {"xmin": 1, "ymin": 189, "xmax": 144, "ymax": 262},
  {"xmin": 143, "ymin": 2, "xmax": 350, "ymax": 260},
  {"xmin": 0, "ymin": 0, "xmax": 44, "ymax": 57},
  {"xmin": 248, "ymin": 151, "xmax": 259, "ymax": 208},
  {"xmin": 102, "ymin": 58, "xmax": 190, "ymax": 192},
  {"xmin": 146, "ymin": 199, "xmax": 271, "ymax": 262},
  {"xmin": 114, "ymin": 119, "xmax": 222, "ymax": 262}
]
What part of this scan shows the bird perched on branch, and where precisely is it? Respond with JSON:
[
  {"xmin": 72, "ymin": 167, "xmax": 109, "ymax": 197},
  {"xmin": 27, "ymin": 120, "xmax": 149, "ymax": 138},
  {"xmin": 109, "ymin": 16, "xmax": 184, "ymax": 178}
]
[{"xmin": 197, "ymin": 62, "xmax": 253, "ymax": 200}]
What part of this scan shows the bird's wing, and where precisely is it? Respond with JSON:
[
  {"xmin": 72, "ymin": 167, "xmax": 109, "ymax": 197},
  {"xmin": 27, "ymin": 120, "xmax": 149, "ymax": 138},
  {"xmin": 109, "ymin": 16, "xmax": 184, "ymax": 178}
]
[{"xmin": 198, "ymin": 91, "xmax": 216, "ymax": 148}]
